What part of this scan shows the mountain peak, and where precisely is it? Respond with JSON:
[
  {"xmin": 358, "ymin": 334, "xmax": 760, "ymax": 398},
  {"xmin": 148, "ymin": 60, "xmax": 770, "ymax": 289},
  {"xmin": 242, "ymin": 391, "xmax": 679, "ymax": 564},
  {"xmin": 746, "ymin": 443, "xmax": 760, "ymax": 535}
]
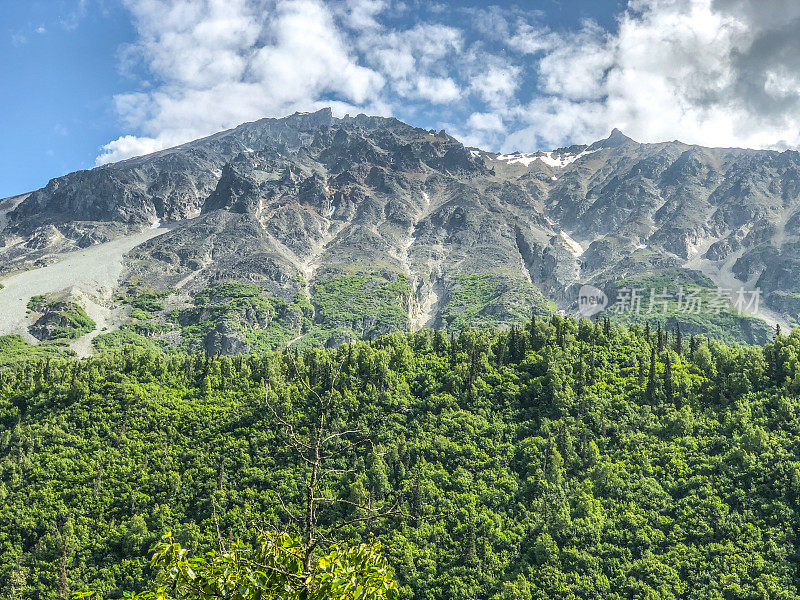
[
  {"xmin": 287, "ymin": 107, "xmax": 333, "ymax": 126},
  {"xmin": 586, "ymin": 128, "xmax": 635, "ymax": 151},
  {"xmin": 605, "ymin": 128, "xmax": 634, "ymax": 145}
]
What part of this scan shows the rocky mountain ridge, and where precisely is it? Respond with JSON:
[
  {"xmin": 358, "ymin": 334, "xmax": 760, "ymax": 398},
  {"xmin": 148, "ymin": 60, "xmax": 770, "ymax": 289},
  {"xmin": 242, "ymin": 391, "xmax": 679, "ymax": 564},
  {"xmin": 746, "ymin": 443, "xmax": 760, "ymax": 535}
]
[{"xmin": 1, "ymin": 108, "xmax": 798, "ymax": 352}]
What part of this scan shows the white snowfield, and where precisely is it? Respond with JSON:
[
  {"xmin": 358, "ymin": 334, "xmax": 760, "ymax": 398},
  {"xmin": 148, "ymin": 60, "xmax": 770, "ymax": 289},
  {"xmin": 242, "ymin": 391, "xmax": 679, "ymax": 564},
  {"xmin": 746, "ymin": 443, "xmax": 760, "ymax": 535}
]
[
  {"xmin": 495, "ymin": 148, "xmax": 599, "ymax": 168},
  {"xmin": 0, "ymin": 224, "xmax": 171, "ymax": 354}
]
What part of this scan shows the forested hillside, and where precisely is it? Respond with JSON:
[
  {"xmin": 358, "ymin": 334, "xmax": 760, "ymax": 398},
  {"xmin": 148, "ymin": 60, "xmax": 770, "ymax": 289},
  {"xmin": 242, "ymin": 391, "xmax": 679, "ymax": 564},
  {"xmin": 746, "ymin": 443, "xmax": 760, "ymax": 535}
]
[{"xmin": 2, "ymin": 317, "xmax": 800, "ymax": 599}]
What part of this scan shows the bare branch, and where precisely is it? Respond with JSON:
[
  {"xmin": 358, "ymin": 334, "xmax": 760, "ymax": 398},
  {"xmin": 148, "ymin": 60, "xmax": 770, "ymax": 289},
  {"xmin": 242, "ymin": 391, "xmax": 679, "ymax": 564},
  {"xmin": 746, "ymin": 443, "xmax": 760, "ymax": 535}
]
[
  {"xmin": 320, "ymin": 429, "xmax": 362, "ymax": 446},
  {"xmin": 243, "ymin": 559, "xmax": 306, "ymax": 582},
  {"xmin": 211, "ymin": 496, "xmax": 226, "ymax": 554},
  {"xmin": 274, "ymin": 491, "xmax": 301, "ymax": 523},
  {"xmin": 264, "ymin": 389, "xmax": 312, "ymax": 452}
]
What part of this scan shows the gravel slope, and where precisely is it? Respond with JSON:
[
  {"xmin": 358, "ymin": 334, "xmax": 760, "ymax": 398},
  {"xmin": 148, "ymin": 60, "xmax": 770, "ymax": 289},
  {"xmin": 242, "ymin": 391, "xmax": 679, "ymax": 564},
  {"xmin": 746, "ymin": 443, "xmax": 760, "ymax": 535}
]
[{"xmin": 0, "ymin": 225, "xmax": 171, "ymax": 353}]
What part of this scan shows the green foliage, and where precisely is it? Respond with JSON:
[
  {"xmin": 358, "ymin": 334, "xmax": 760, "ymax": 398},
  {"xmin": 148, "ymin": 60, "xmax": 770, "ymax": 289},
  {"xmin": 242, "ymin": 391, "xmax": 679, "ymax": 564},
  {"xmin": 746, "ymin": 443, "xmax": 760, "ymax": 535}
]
[
  {"xmin": 92, "ymin": 329, "xmax": 164, "ymax": 352},
  {"xmin": 27, "ymin": 296, "xmax": 96, "ymax": 340},
  {"xmin": 311, "ymin": 271, "xmax": 411, "ymax": 339},
  {"xmin": 608, "ymin": 270, "xmax": 773, "ymax": 344},
  {"xmin": 27, "ymin": 295, "xmax": 47, "ymax": 311},
  {"xmin": 78, "ymin": 532, "xmax": 397, "ymax": 600},
  {"xmin": 122, "ymin": 290, "xmax": 177, "ymax": 313},
  {"xmin": 0, "ymin": 335, "xmax": 75, "ymax": 366},
  {"xmin": 170, "ymin": 283, "xmax": 307, "ymax": 353},
  {"xmin": 129, "ymin": 309, "xmax": 153, "ymax": 321},
  {"xmin": 440, "ymin": 274, "xmax": 553, "ymax": 331},
  {"xmin": 2, "ymin": 322, "xmax": 800, "ymax": 599}
]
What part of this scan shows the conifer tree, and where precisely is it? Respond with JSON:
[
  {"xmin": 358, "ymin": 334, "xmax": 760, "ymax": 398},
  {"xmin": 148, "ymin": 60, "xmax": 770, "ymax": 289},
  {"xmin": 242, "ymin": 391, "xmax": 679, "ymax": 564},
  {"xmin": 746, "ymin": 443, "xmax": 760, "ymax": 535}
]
[
  {"xmin": 664, "ymin": 352, "xmax": 674, "ymax": 403},
  {"xmin": 646, "ymin": 346, "xmax": 658, "ymax": 403}
]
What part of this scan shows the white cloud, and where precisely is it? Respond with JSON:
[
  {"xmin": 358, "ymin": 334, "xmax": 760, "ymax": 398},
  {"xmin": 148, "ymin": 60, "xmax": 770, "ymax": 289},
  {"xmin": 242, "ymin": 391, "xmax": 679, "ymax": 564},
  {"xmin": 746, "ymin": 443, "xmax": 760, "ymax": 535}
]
[
  {"xmin": 339, "ymin": 0, "xmax": 387, "ymax": 31},
  {"xmin": 470, "ymin": 65, "xmax": 521, "ymax": 107},
  {"xmin": 357, "ymin": 22, "xmax": 464, "ymax": 102},
  {"xmin": 466, "ymin": 112, "xmax": 506, "ymax": 133},
  {"xmin": 98, "ymin": 0, "xmax": 385, "ymax": 165},
  {"xmin": 507, "ymin": 20, "xmax": 559, "ymax": 54},
  {"xmin": 507, "ymin": 0, "xmax": 800, "ymax": 151},
  {"xmin": 249, "ymin": 0, "xmax": 383, "ymax": 105},
  {"xmin": 98, "ymin": 135, "xmax": 165, "ymax": 164},
  {"xmin": 98, "ymin": 0, "xmax": 800, "ymax": 165}
]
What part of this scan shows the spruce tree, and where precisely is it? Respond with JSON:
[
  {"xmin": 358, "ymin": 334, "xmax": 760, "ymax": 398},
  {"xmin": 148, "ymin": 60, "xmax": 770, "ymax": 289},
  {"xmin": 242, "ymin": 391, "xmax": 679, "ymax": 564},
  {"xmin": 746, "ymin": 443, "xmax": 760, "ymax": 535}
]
[
  {"xmin": 664, "ymin": 352, "xmax": 674, "ymax": 403},
  {"xmin": 646, "ymin": 346, "xmax": 658, "ymax": 403}
]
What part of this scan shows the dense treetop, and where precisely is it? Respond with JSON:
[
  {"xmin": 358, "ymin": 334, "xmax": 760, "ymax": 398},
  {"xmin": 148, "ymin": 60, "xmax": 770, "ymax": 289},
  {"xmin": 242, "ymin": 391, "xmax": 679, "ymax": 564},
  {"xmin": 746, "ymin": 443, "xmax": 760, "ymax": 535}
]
[{"xmin": 1, "ymin": 317, "xmax": 800, "ymax": 599}]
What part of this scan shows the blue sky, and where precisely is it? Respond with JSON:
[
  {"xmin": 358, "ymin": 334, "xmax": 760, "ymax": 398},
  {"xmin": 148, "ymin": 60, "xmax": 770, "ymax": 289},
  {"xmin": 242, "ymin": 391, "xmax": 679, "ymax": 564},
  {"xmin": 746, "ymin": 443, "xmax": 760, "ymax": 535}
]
[
  {"xmin": 2, "ymin": 0, "xmax": 799, "ymax": 199},
  {"xmin": 2, "ymin": 1, "xmax": 135, "ymax": 198}
]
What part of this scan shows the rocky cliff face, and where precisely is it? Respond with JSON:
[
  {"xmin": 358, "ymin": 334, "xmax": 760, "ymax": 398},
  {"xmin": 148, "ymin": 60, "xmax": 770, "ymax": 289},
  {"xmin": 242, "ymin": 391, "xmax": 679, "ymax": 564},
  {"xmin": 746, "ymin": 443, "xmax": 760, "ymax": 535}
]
[{"xmin": 2, "ymin": 108, "xmax": 799, "ymax": 351}]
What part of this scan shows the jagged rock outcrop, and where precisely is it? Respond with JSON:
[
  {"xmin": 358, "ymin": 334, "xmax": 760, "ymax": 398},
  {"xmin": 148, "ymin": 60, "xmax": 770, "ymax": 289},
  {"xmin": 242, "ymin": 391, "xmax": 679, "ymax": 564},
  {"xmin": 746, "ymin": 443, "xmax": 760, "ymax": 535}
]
[{"xmin": 2, "ymin": 108, "xmax": 799, "ymax": 348}]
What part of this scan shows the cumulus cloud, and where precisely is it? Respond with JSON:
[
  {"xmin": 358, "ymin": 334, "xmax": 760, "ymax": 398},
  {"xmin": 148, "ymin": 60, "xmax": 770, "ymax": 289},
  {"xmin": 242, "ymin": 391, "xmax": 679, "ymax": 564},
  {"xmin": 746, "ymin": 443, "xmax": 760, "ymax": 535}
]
[
  {"xmin": 99, "ymin": 0, "xmax": 800, "ymax": 164},
  {"xmin": 98, "ymin": 0, "xmax": 385, "ymax": 164},
  {"xmin": 507, "ymin": 0, "xmax": 800, "ymax": 151},
  {"xmin": 98, "ymin": 135, "xmax": 166, "ymax": 165}
]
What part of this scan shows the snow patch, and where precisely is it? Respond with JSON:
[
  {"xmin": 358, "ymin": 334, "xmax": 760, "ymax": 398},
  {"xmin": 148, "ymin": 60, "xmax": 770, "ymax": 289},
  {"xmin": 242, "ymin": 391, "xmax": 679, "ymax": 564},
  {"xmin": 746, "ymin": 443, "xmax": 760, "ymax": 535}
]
[
  {"xmin": 150, "ymin": 219, "xmax": 161, "ymax": 229},
  {"xmin": 422, "ymin": 191, "xmax": 430, "ymax": 206},
  {"xmin": 636, "ymin": 243, "xmax": 647, "ymax": 250},
  {"xmin": 496, "ymin": 148, "xmax": 600, "ymax": 169}
]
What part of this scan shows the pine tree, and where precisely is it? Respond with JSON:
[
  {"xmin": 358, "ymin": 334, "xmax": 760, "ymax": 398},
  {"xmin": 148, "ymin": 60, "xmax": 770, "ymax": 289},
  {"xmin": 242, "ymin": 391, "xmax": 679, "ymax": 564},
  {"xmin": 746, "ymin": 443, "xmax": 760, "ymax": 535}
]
[
  {"xmin": 664, "ymin": 352, "xmax": 674, "ymax": 403},
  {"xmin": 577, "ymin": 352, "xmax": 586, "ymax": 395},
  {"xmin": 638, "ymin": 355, "xmax": 646, "ymax": 387},
  {"xmin": 646, "ymin": 346, "xmax": 657, "ymax": 403},
  {"xmin": 675, "ymin": 323, "xmax": 683, "ymax": 355}
]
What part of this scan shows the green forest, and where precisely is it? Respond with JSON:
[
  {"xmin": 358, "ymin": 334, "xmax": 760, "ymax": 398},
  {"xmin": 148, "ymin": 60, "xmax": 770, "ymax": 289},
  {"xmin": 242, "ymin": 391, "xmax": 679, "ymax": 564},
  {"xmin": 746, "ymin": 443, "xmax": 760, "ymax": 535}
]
[{"xmin": 2, "ymin": 316, "xmax": 800, "ymax": 599}]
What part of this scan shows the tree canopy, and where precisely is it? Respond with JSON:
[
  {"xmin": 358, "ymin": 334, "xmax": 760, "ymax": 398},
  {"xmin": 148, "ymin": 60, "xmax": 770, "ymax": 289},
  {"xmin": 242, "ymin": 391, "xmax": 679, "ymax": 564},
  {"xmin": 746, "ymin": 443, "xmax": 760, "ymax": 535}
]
[{"xmin": 1, "ymin": 317, "xmax": 800, "ymax": 599}]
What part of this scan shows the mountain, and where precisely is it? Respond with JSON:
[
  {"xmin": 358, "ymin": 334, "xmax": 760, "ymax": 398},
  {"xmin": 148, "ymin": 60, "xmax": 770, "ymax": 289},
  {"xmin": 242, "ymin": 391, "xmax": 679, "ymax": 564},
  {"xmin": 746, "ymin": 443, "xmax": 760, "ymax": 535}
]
[{"xmin": 1, "ymin": 108, "xmax": 798, "ymax": 354}]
